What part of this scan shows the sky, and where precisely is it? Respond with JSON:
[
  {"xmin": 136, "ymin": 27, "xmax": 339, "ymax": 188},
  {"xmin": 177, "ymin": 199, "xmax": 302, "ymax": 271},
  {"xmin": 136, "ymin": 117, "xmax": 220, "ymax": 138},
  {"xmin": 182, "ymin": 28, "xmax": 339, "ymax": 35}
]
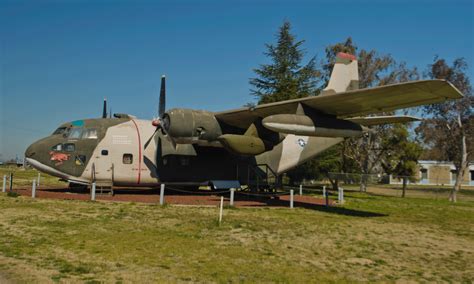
[{"xmin": 0, "ymin": 0, "xmax": 473, "ymax": 161}]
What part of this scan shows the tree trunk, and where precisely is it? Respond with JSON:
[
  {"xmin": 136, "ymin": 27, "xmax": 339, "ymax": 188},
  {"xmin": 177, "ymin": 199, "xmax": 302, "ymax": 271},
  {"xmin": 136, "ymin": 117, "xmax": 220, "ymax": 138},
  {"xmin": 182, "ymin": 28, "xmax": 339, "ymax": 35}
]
[
  {"xmin": 451, "ymin": 114, "xmax": 468, "ymax": 203},
  {"xmin": 402, "ymin": 176, "xmax": 407, "ymax": 198}
]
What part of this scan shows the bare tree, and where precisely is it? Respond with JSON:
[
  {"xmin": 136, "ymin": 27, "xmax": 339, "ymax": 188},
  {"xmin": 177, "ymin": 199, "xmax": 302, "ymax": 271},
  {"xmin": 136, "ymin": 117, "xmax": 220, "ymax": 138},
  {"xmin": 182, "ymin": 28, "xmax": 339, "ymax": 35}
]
[{"xmin": 417, "ymin": 57, "xmax": 473, "ymax": 202}]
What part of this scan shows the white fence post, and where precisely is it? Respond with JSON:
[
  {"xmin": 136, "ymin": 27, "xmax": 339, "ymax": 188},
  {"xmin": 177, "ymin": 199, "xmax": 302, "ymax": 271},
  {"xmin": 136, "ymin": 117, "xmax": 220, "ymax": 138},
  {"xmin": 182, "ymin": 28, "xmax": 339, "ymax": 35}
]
[
  {"xmin": 338, "ymin": 187, "xmax": 344, "ymax": 204},
  {"xmin": 218, "ymin": 196, "xmax": 224, "ymax": 224},
  {"xmin": 322, "ymin": 185, "xmax": 326, "ymax": 198},
  {"xmin": 290, "ymin": 189, "xmax": 294, "ymax": 209},
  {"xmin": 37, "ymin": 172, "xmax": 41, "ymax": 187},
  {"xmin": 91, "ymin": 182, "xmax": 96, "ymax": 201},
  {"xmin": 230, "ymin": 188, "xmax": 235, "ymax": 206},
  {"xmin": 299, "ymin": 184, "xmax": 303, "ymax": 196},
  {"xmin": 32, "ymin": 180, "xmax": 36, "ymax": 198},
  {"xmin": 2, "ymin": 175, "xmax": 6, "ymax": 193},
  {"xmin": 160, "ymin": 184, "xmax": 165, "ymax": 205}
]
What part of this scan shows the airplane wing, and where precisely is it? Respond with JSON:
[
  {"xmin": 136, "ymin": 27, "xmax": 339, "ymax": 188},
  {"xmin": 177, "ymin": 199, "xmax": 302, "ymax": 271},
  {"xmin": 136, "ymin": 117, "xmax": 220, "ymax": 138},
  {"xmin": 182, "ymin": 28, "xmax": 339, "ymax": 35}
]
[
  {"xmin": 215, "ymin": 79, "xmax": 463, "ymax": 129},
  {"xmin": 347, "ymin": 115, "xmax": 421, "ymax": 126}
]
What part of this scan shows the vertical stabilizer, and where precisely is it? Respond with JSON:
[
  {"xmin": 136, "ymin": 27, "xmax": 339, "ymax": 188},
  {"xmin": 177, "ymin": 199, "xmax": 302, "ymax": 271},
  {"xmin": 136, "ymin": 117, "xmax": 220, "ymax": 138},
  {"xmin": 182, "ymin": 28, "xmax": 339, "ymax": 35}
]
[{"xmin": 322, "ymin": 52, "xmax": 359, "ymax": 95}]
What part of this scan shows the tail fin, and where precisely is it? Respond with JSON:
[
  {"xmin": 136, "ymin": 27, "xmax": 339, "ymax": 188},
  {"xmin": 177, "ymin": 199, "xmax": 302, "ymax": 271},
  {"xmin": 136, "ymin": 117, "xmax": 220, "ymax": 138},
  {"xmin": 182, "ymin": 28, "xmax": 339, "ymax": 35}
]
[{"xmin": 322, "ymin": 52, "xmax": 359, "ymax": 95}]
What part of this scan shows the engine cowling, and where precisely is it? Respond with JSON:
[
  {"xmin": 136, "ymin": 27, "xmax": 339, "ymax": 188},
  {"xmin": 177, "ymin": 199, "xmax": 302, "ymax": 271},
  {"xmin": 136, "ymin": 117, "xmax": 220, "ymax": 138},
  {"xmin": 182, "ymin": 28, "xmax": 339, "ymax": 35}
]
[{"xmin": 162, "ymin": 109, "xmax": 222, "ymax": 143}]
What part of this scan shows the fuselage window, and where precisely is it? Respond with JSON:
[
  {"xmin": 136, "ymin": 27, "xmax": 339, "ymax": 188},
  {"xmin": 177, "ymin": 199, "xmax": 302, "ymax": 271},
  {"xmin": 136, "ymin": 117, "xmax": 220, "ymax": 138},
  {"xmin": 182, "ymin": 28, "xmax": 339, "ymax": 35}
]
[
  {"xmin": 101, "ymin": 150, "xmax": 109, "ymax": 156},
  {"xmin": 123, "ymin": 154, "xmax": 133, "ymax": 164},
  {"xmin": 51, "ymin": 144, "xmax": 63, "ymax": 151},
  {"xmin": 83, "ymin": 128, "xmax": 98, "ymax": 139},
  {"xmin": 53, "ymin": 127, "xmax": 67, "ymax": 135},
  {"xmin": 68, "ymin": 128, "xmax": 83, "ymax": 139},
  {"xmin": 64, "ymin": 143, "xmax": 75, "ymax": 152}
]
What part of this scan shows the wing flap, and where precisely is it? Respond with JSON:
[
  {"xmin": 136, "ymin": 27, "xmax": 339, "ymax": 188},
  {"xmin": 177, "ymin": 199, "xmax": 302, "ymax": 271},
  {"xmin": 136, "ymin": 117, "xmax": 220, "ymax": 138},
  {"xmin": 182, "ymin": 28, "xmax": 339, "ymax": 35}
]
[{"xmin": 348, "ymin": 115, "xmax": 421, "ymax": 126}]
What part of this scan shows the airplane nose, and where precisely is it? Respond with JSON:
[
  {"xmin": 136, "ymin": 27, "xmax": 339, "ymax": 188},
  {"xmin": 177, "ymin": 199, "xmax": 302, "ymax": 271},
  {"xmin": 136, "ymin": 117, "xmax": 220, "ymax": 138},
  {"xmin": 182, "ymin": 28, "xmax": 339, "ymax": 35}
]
[{"xmin": 25, "ymin": 143, "xmax": 37, "ymax": 158}]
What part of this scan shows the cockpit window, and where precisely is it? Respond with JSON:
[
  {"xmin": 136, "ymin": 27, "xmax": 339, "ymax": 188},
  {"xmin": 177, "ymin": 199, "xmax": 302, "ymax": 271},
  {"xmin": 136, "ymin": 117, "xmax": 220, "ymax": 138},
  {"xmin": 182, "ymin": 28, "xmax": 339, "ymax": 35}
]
[
  {"xmin": 68, "ymin": 128, "xmax": 83, "ymax": 139},
  {"xmin": 51, "ymin": 144, "xmax": 63, "ymax": 151},
  {"xmin": 53, "ymin": 127, "xmax": 67, "ymax": 135},
  {"xmin": 64, "ymin": 143, "xmax": 75, "ymax": 152},
  {"xmin": 82, "ymin": 128, "xmax": 98, "ymax": 139}
]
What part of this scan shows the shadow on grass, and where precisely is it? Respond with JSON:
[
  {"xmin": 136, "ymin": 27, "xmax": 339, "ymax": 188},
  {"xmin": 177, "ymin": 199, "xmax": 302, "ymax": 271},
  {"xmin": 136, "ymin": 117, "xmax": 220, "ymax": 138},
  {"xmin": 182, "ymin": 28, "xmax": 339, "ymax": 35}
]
[
  {"xmin": 30, "ymin": 186, "xmax": 387, "ymax": 217},
  {"xmin": 307, "ymin": 204, "xmax": 387, "ymax": 217}
]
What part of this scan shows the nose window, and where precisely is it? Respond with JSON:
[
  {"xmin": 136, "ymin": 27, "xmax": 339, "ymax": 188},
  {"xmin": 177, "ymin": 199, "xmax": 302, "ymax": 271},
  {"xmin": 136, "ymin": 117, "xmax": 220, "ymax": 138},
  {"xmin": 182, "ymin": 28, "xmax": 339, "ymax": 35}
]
[
  {"xmin": 51, "ymin": 144, "xmax": 63, "ymax": 151},
  {"xmin": 64, "ymin": 143, "xmax": 75, "ymax": 152}
]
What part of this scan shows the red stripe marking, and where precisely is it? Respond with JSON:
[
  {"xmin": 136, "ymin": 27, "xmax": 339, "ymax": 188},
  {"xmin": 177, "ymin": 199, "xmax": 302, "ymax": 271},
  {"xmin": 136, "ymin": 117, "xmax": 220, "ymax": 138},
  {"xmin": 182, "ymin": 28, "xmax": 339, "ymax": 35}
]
[
  {"xmin": 337, "ymin": 52, "xmax": 356, "ymax": 61},
  {"xmin": 131, "ymin": 119, "xmax": 142, "ymax": 184}
]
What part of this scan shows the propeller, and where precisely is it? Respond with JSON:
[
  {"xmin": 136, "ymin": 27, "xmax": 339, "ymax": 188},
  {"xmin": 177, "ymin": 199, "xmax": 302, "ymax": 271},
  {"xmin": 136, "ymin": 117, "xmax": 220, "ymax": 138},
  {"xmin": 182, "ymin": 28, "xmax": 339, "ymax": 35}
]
[
  {"xmin": 159, "ymin": 75, "xmax": 166, "ymax": 117},
  {"xmin": 102, "ymin": 98, "xmax": 107, "ymax": 118},
  {"xmin": 145, "ymin": 75, "xmax": 175, "ymax": 149}
]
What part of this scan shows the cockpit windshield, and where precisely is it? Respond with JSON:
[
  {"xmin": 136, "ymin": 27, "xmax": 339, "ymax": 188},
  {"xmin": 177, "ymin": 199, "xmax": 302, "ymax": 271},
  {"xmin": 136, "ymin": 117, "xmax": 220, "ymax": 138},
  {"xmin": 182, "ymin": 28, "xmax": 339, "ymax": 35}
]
[
  {"xmin": 53, "ymin": 127, "xmax": 67, "ymax": 135},
  {"xmin": 68, "ymin": 128, "xmax": 83, "ymax": 139},
  {"xmin": 82, "ymin": 128, "xmax": 98, "ymax": 139}
]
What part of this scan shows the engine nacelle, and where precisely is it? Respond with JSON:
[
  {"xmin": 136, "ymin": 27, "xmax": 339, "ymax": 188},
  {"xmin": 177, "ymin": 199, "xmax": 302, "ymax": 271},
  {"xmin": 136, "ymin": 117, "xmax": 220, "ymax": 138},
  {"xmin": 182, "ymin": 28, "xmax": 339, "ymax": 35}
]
[{"xmin": 162, "ymin": 109, "xmax": 222, "ymax": 144}]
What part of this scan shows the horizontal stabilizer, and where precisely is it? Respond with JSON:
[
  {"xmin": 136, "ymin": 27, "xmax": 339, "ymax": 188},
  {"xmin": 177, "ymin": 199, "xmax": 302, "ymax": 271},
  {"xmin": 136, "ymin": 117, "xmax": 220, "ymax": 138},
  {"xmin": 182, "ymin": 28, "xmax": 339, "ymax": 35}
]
[{"xmin": 348, "ymin": 115, "xmax": 421, "ymax": 126}]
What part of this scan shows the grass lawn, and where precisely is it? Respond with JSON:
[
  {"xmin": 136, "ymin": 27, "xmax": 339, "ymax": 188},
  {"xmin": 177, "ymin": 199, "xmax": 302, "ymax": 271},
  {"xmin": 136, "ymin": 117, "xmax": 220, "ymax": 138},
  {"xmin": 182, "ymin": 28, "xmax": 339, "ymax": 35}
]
[
  {"xmin": 0, "ymin": 186, "xmax": 473, "ymax": 283},
  {"xmin": 0, "ymin": 166, "xmax": 66, "ymax": 188}
]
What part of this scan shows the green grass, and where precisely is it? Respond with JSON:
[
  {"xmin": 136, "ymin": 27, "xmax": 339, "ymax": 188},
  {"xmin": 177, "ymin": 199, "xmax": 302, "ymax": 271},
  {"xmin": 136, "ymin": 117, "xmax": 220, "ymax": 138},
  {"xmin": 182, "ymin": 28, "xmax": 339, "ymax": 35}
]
[
  {"xmin": 0, "ymin": 190, "xmax": 473, "ymax": 283},
  {"xmin": 0, "ymin": 166, "xmax": 67, "ymax": 187}
]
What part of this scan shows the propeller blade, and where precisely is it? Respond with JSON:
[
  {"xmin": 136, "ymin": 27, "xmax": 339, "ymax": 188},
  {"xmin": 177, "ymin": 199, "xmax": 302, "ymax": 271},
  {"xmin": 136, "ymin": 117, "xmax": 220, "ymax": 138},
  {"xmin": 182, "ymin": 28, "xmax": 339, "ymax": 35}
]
[
  {"xmin": 159, "ymin": 75, "xmax": 166, "ymax": 117},
  {"xmin": 144, "ymin": 128, "xmax": 159, "ymax": 149},
  {"xmin": 102, "ymin": 98, "xmax": 107, "ymax": 118}
]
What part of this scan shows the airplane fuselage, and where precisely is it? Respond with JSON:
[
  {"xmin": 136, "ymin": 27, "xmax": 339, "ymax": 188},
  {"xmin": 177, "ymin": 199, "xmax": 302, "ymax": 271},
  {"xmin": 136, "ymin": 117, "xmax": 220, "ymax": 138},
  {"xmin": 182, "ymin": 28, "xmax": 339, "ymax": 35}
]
[{"xmin": 25, "ymin": 116, "xmax": 342, "ymax": 188}]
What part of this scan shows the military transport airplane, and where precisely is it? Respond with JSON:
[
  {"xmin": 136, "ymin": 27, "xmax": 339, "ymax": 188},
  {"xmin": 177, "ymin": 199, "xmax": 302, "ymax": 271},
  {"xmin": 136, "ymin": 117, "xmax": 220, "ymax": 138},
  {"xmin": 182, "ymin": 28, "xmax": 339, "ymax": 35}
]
[{"xmin": 24, "ymin": 52, "xmax": 463, "ymax": 189}]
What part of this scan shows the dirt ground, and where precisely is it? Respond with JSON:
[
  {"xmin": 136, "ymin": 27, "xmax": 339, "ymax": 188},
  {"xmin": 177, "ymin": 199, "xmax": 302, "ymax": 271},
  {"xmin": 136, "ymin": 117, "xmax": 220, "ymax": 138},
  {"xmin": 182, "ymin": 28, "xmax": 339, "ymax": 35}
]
[{"xmin": 9, "ymin": 186, "xmax": 334, "ymax": 208}]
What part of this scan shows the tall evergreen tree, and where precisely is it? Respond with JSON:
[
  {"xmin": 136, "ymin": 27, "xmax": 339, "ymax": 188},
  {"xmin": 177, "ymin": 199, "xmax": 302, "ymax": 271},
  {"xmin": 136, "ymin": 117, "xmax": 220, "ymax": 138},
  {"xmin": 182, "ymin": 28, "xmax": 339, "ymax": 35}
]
[{"xmin": 250, "ymin": 21, "xmax": 321, "ymax": 104}]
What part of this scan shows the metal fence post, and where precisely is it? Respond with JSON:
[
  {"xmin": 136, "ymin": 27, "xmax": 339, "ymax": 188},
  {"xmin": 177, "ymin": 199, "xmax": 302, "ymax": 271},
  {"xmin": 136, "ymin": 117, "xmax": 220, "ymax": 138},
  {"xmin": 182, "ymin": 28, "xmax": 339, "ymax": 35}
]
[
  {"xmin": 32, "ymin": 180, "xmax": 36, "ymax": 198},
  {"xmin": 290, "ymin": 189, "xmax": 294, "ymax": 209},
  {"xmin": 341, "ymin": 187, "xmax": 344, "ymax": 204},
  {"xmin": 9, "ymin": 173, "xmax": 13, "ymax": 191},
  {"xmin": 325, "ymin": 190, "xmax": 329, "ymax": 207},
  {"xmin": 91, "ymin": 182, "xmax": 96, "ymax": 201},
  {"xmin": 230, "ymin": 188, "xmax": 235, "ymax": 206},
  {"xmin": 2, "ymin": 175, "xmax": 6, "ymax": 193},
  {"xmin": 160, "ymin": 184, "xmax": 165, "ymax": 205},
  {"xmin": 299, "ymin": 184, "xmax": 303, "ymax": 196}
]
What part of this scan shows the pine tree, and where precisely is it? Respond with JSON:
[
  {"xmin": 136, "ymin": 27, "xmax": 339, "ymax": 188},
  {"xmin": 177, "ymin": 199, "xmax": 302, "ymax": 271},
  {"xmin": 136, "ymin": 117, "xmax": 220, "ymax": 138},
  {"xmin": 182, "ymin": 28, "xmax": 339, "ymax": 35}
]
[{"xmin": 250, "ymin": 21, "xmax": 321, "ymax": 104}]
